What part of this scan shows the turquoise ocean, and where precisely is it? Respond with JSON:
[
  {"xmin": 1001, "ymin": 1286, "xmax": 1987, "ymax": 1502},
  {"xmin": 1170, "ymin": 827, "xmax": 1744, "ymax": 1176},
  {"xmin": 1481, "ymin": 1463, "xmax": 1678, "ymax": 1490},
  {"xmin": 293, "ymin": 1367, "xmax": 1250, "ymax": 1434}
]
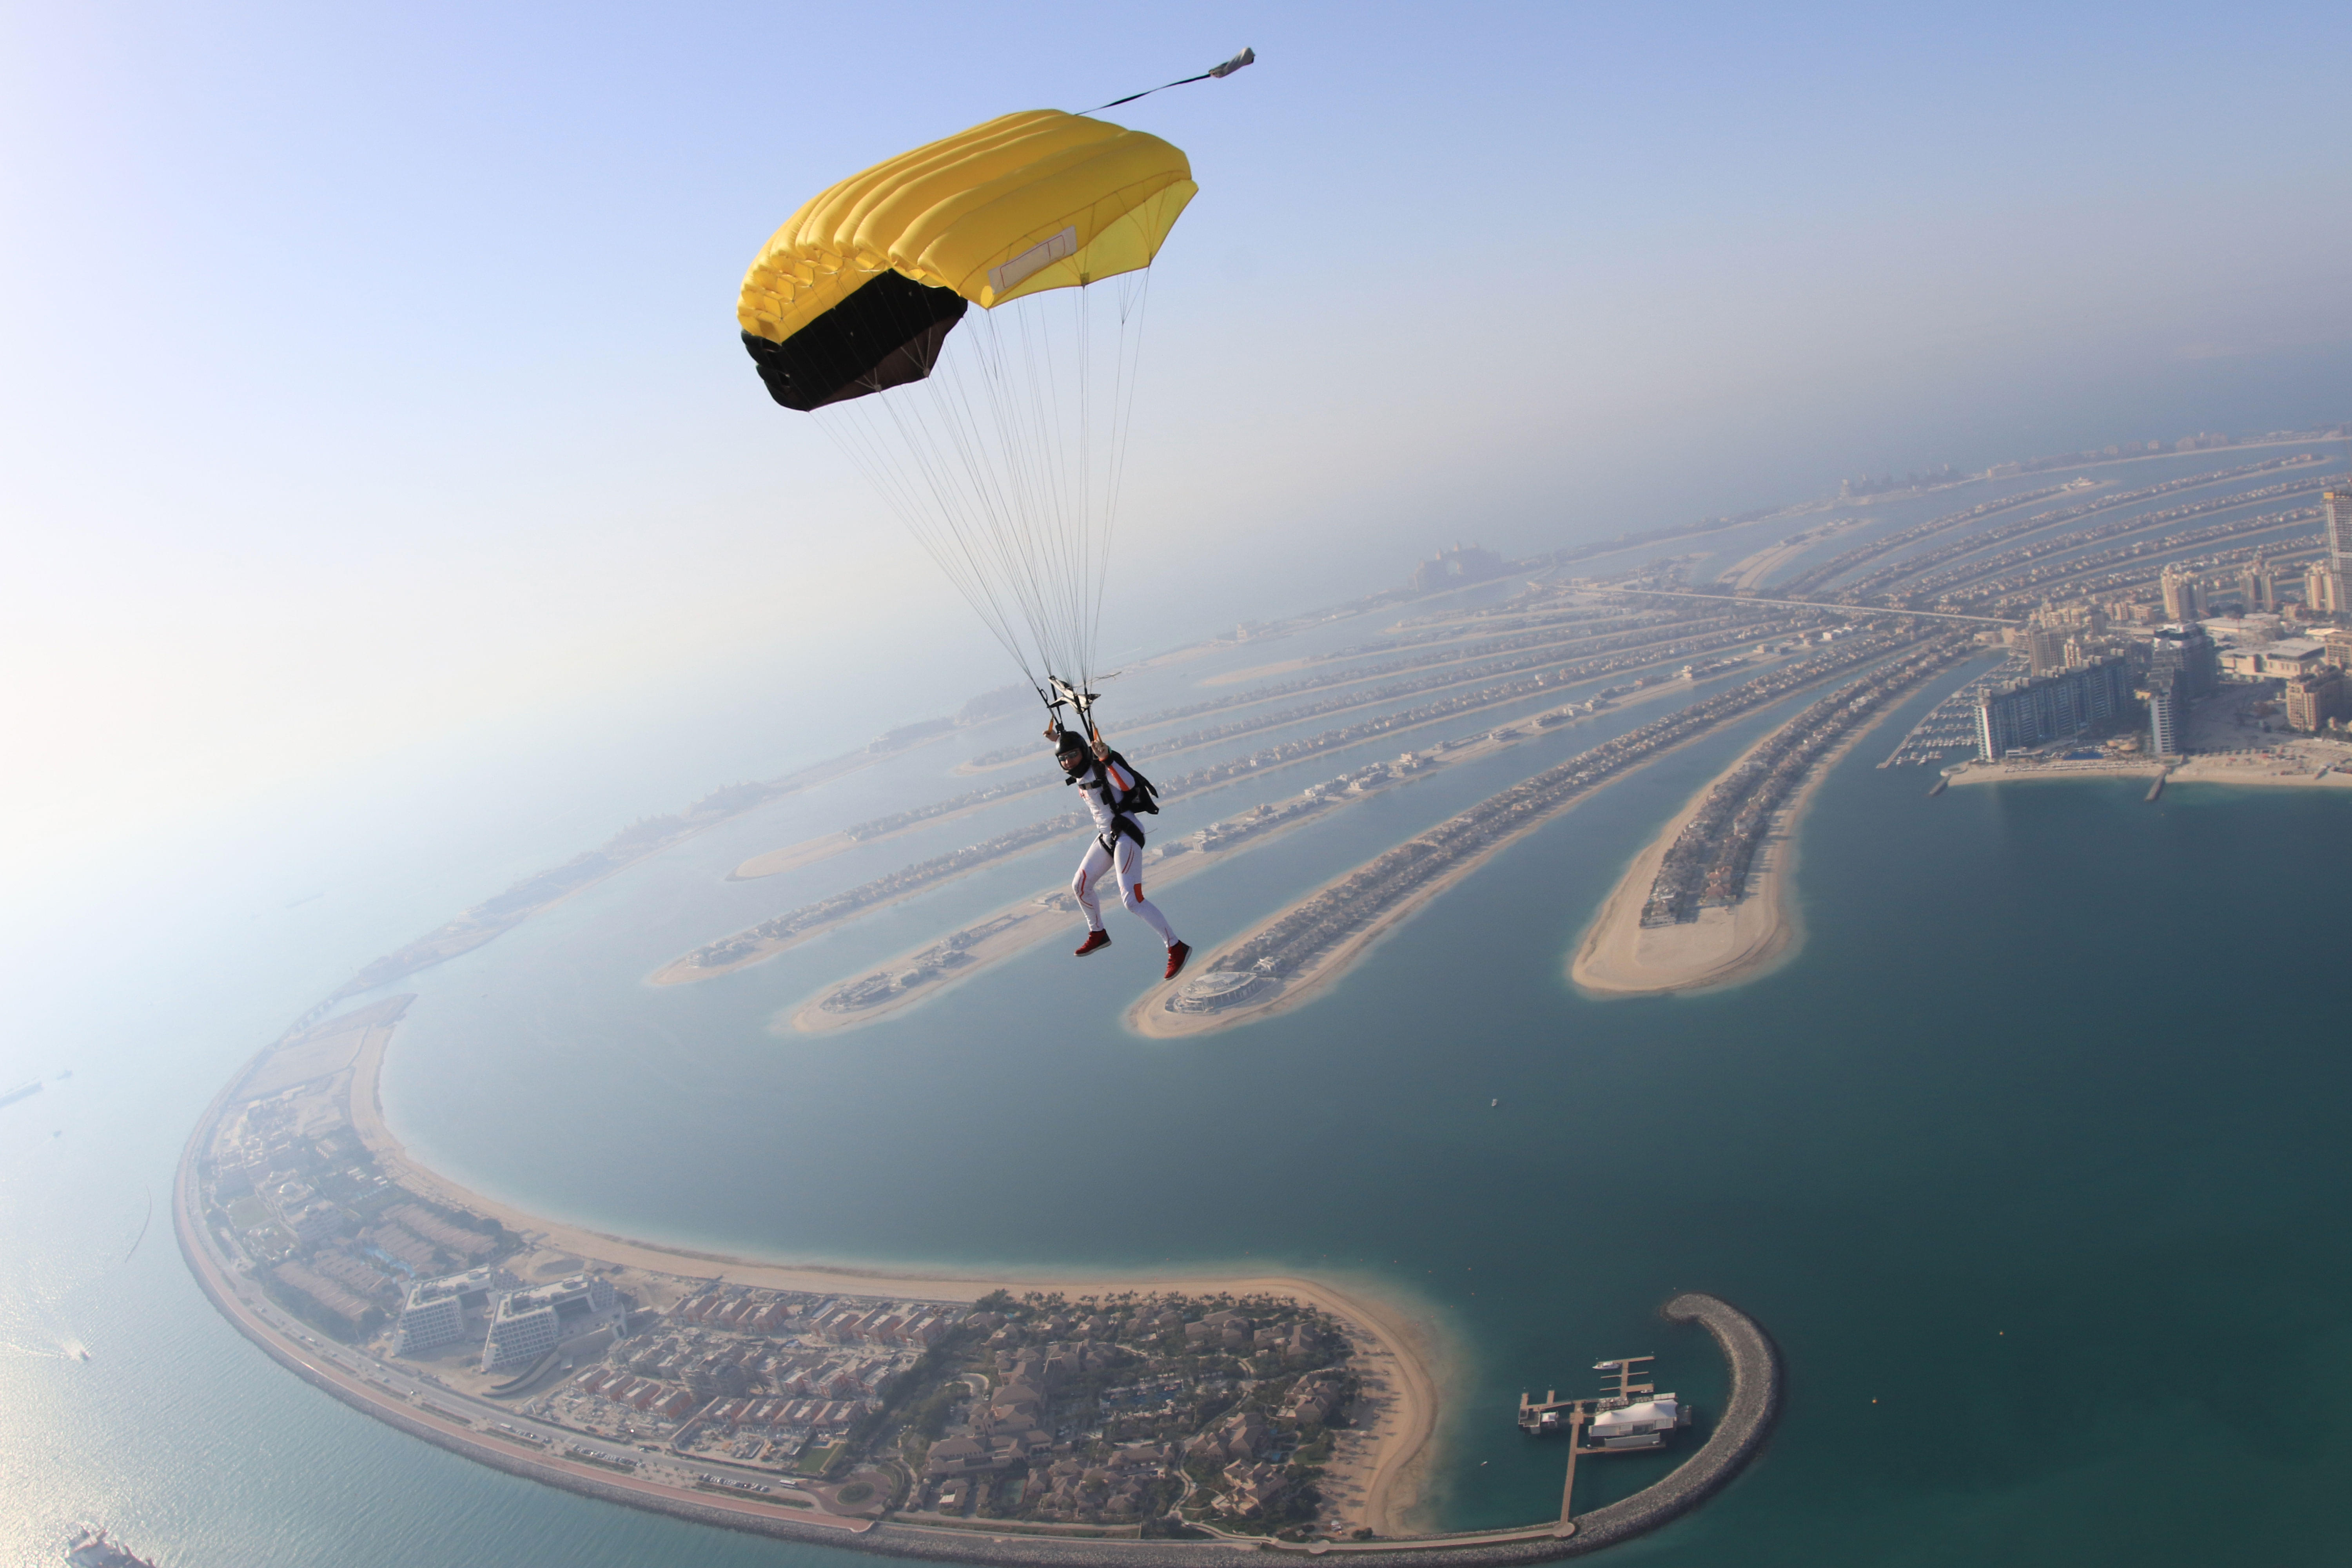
[{"xmin": 9, "ymin": 449, "xmax": 2352, "ymax": 1566}]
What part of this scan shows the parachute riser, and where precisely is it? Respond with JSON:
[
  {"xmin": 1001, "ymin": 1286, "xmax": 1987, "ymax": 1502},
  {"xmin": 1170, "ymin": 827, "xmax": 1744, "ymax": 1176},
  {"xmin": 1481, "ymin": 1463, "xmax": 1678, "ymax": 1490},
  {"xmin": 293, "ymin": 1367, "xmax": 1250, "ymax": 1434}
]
[{"xmin": 1046, "ymin": 675, "xmax": 1104, "ymax": 746}]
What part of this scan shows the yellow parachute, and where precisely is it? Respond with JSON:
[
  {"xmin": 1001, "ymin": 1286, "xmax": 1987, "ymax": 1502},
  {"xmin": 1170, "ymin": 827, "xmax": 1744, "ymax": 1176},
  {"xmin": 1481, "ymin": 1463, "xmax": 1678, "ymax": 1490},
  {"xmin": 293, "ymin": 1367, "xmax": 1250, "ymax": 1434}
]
[
  {"xmin": 737, "ymin": 110, "xmax": 1203, "ymax": 714},
  {"xmin": 739, "ymin": 110, "xmax": 1194, "ymax": 404}
]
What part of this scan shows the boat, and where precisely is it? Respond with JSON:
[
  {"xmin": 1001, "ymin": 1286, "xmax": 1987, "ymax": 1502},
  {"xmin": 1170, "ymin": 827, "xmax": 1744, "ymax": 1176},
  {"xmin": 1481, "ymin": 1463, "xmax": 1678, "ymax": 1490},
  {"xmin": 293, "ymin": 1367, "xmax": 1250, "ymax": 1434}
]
[{"xmin": 64, "ymin": 1525, "xmax": 157, "ymax": 1567}]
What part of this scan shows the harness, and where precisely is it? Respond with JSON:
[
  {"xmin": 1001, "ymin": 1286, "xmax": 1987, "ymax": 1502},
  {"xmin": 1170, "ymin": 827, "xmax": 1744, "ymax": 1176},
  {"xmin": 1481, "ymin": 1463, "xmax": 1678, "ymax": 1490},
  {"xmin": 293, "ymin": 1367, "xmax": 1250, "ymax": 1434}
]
[{"xmin": 1073, "ymin": 755, "xmax": 1152, "ymax": 852}]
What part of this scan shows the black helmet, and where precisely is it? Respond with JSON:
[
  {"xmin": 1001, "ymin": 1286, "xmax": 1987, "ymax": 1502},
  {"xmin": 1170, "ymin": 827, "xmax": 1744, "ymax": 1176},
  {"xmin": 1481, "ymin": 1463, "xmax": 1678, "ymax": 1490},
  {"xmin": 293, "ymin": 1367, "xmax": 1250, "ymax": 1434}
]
[{"xmin": 1055, "ymin": 729, "xmax": 1092, "ymax": 769}]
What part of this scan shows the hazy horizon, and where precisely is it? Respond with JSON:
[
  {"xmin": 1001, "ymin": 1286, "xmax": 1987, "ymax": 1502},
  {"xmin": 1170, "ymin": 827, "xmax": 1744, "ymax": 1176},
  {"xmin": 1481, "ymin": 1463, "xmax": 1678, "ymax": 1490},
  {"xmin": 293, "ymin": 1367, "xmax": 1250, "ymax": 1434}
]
[{"xmin": 9, "ymin": 0, "xmax": 2352, "ymax": 1014}]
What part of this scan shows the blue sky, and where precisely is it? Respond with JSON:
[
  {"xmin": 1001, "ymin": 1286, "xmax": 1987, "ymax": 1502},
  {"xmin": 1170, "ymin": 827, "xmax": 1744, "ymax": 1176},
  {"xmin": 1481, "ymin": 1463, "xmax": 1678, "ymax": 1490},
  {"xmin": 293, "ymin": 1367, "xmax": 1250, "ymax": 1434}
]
[{"xmin": 5, "ymin": 0, "xmax": 2351, "ymax": 882}]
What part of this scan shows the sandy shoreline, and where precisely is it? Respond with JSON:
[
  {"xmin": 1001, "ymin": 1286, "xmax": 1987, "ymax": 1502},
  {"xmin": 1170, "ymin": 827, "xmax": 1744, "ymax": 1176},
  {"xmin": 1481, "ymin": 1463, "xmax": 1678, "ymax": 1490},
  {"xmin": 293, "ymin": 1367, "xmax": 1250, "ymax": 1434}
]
[
  {"xmin": 1123, "ymin": 743, "xmax": 1694, "ymax": 1041},
  {"xmin": 1947, "ymin": 755, "xmax": 2352, "ymax": 789},
  {"xmin": 1571, "ymin": 671, "xmax": 1935, "ymax": 998},
  {"xmin": 1566, "ymin": 750, "xmax": 1796, "ymax": 1000},
  {"xmin": 1122, "ymin": 657, "xmax": 1883, "ymax": 1038},
  {"xmin": 732, "ymin": 830, "xmax": 854, "ymax": 881},
  {"xmin": 688, "ymin": 674, "xmax": 1729, "ymax": 1004},
  {"xmin": 344, "ymin": 1006, "xmax": 1446, "ymax": 1532}
]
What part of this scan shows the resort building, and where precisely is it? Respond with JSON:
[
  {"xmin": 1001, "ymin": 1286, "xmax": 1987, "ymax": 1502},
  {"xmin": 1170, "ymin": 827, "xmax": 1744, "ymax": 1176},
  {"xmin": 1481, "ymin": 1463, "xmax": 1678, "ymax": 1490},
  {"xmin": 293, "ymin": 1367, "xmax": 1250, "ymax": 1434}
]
[
  {"xmin": 1409, "ymin": 543, "xmax": 1505, "ymax": 594},
  {"xmin": 2218, "ymin": 639, "xmax": 2328, "ymax": 681},
  {"xmin": 2285, "ymin": 671, "xmax": 2347, "ymax": 732},
  {"xmin": 1973, "ymin": 658, "xmax": 2134, "ymax": 760},
  {"xmin": 285, "ymin": 1201, "xmax": 346, "ymax": 1247},
  {"xmin": 2239, "ymin": 558, "xmax": 2276, "ymax": 613},
  {"xmin": 391, "ymin": 1266, "xmax": 506, "ymax": 1357},
  {"xmin": 2161, "ymin": 565, "xmax": 2206, "ymax": 622},
  {"xmin": 1168, "ymin": 967, "xmax": 1278, "ymax": 1014},
  {"xmin": 2306, "ymin": 561, "xmax": 2344, "ymax": 616},
  {"xmin": 481, "ymin": 1273, "xmax": 622, "ymax": 1371}
]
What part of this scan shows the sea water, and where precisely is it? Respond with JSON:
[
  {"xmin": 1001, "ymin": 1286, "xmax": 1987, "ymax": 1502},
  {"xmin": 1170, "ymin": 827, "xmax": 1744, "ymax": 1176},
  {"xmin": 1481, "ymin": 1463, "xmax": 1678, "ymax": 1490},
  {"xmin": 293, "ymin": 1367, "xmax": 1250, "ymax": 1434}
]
[{"xmin": 11, "ymin": 653, "xmax": 2352, "ymax": 1566}]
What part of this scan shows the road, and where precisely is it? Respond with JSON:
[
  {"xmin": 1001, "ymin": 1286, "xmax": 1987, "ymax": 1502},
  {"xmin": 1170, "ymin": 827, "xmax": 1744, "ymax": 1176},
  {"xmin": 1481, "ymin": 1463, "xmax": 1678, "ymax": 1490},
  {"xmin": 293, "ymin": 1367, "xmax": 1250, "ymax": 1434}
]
[{"xmin": 1585, "ymin": 586, "xmax": 2019, "ymax": 625}]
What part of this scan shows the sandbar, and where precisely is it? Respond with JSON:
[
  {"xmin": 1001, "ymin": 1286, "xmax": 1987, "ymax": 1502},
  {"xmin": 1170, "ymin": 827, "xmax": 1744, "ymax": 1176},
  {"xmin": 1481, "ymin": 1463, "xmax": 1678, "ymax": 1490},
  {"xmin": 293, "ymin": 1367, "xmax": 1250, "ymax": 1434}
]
[
  {"xmin": 730, "ymin": 831, "xmax": 852, "ymax": 881},
  {"xmin": 1572, "ymin": 659, "xmax": 1951, "ymax": 997}
]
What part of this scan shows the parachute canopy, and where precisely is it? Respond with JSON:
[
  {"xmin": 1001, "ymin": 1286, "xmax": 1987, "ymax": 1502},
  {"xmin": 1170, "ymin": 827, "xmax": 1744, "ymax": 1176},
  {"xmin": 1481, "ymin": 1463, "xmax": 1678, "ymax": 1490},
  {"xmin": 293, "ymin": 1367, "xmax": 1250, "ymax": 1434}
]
[{"xmin": 737, "ymin": 111, "xmax": 1196, "ymax": 412}]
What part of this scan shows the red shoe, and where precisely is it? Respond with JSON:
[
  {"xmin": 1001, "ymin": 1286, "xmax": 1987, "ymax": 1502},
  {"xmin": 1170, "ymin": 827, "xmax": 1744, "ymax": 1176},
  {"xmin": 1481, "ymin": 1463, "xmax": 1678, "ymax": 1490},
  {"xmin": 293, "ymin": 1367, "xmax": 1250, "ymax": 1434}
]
[
  {"xmin": 1074, "ymin": 930, "xmax": 1112, "ymax": 957},
  {"xmin": 1163, "ymin": 941, "xmax": 1192, "ymax": 981}
]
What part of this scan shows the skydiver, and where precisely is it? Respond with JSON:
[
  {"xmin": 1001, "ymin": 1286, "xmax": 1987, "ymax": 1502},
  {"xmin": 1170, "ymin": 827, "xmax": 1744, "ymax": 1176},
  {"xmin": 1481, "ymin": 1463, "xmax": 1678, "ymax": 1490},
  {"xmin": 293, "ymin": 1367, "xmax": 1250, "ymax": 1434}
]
[{"xmin": 1048, "ymin": 724, "xmax": 1191, "ymax": 980}]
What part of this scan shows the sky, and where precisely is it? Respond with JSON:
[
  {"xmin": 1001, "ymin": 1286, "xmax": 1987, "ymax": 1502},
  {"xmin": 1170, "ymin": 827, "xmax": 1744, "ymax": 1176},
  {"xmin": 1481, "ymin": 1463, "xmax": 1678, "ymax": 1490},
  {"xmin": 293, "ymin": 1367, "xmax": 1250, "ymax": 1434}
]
[{"xmin": 5, "ymin": 0, "xmax": 2352, "ymax": 895}]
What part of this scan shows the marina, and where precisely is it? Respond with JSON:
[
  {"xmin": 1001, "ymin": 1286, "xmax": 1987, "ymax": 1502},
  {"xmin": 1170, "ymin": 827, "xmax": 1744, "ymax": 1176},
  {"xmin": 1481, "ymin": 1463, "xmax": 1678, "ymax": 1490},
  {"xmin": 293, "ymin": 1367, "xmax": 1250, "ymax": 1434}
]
[{"xmin": 1518, "ymin": 1356, "xmax": 1695, "ymax": 1533}]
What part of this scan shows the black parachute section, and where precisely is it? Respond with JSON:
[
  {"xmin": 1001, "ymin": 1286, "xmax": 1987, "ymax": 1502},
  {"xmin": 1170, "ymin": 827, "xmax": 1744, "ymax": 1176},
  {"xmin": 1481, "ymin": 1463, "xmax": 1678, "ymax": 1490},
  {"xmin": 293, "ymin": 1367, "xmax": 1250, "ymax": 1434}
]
[{"xmin": 741, "ymin": 271, "xmax": 969, "ymax": 412}]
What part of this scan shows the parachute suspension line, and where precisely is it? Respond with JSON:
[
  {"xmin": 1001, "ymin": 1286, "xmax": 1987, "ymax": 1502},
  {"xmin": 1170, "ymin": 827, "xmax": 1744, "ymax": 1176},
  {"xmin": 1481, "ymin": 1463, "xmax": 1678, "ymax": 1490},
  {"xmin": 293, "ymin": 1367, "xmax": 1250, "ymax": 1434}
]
[
  {"xmin": 817, "ymin": 401, "xmax": 1038, "ymax": 691},
  {"xmin": 1091, "ymin": 268, "xmax": 1153, "ymax": 682},
  {"xmin": 964, "ymin": 304, "xmax": 1077, "ymax": 683},
  {"xmin": 811, "ymin": 277, "xmax": 1158, "ymax": 724}
]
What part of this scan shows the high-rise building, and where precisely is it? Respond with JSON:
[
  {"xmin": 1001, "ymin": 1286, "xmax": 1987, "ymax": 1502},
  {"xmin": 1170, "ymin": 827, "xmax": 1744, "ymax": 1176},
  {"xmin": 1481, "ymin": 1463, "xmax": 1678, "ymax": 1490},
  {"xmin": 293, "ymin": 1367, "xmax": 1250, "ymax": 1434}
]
[
  {"xmin": 2025, "ymin": 618, "xmax": 2066, "ymax": 677},
  {"xmin": 2161, "ymin": 564, "xmax": 2205, "ymax": 622},
  {"xmin": 2313, "ymin": 488, "xmax": 2352, "ymax": 616},
  {"xmin": 1973, "ymin": 657, "xmax": 2134, "ymax": 759},
  {"xmin": 2238, "ymin": 556, "xmax": 2276, "ymax": 613},
  {"xmin": 2149, "ymin": 625, "xmax": 2218, "ymax": 699},
  {"xmin": 2145, "ymin": 670, "xmax": 2187, "ymax": 757}
]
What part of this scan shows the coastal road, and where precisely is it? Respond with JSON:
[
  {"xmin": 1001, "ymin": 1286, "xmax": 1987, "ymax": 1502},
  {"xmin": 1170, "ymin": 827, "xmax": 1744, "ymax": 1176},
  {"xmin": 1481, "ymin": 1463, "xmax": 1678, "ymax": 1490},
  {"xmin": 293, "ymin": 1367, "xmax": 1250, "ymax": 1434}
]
[
  {"xmin": 173, "ymin": 1150, "xmax": 875, "ymax": 1539},
  {"xmin": 1586, "ymin": 586, "xmax": 2019, "ymax": 625}
]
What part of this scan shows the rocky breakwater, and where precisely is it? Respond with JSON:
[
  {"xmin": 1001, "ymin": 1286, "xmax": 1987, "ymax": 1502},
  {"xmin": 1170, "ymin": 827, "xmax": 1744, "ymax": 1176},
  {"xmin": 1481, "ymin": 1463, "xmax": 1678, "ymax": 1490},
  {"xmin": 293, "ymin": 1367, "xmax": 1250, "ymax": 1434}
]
[{"xmin": 1544, "ymin": 1292, "xmax": 1782, "ymax": 1557}]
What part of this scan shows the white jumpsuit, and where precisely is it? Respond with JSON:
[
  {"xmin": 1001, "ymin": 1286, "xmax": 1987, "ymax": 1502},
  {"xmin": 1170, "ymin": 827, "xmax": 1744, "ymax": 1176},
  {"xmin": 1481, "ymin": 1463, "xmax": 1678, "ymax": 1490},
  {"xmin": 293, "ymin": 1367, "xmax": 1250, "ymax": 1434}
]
[{"xmin": 1071, "ymin": 759, "xmax": 1180, "ymax": 946}]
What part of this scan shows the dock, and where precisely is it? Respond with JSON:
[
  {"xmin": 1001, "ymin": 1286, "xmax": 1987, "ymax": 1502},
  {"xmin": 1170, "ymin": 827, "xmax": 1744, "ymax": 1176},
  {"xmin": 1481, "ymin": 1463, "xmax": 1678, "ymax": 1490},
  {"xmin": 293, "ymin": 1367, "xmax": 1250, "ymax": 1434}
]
[
  {"xmin": 1519, "ymin": 1356, "xmax": 1681, "ymax": 1529},
  {"xmin": 2146, "ymin": 773, "xmax": 2165, "ymax": 802}
]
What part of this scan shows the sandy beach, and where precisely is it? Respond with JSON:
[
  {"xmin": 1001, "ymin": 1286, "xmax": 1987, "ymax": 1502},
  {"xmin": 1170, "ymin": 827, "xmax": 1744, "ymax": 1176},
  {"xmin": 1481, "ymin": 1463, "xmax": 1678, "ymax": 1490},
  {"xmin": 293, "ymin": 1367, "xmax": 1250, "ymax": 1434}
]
[
  {"xmin": 1570, "ymin": 750, "xmax": 1799, "ymax": 1000},
  {"xmin": 1571, "ymin": 680, "xmax": 1926, "ymax": 998},
  {"xmin": 730, "ymin": 830, "xmax": 853, "ymax": 881},
  {"xmin": 1125, "ymin": 742, "xmax": 1695, "ymax": 1041},
  {"xmin": 1122, "ymin": 646, "xmax": 1908, "ymax": 1038},
  {"xmin": 1945, "ymin": 742, "xmax": 2352, "ymax": 792},
  {"xmin": 339, "ymin": 1006, "xmax": 1445, "ymax": 1533}
]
